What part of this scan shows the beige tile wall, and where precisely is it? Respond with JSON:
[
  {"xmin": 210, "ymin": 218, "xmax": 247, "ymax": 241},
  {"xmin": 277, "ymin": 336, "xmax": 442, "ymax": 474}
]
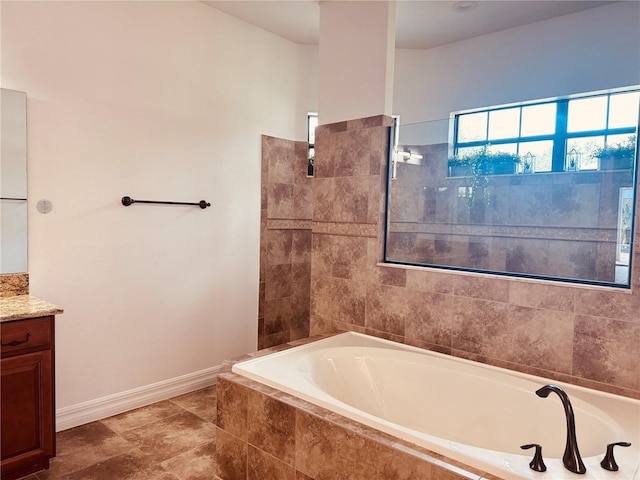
[
  {"xmin": 309, "ymin": 115, "xmax": 640, "ymax": 399},
  {"xmin": 260, "ymin": 136, "xmax": 312, "ymax": 349}
]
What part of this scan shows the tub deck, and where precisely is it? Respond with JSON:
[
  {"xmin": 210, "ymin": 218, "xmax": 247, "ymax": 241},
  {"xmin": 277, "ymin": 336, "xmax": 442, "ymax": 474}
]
[{"xmin": 218, "ymin": 332, "xmax": 639, "ymax": 480}]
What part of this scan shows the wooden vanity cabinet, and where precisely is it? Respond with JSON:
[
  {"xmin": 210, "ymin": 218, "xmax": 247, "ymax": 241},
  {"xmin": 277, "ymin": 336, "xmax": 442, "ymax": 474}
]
[{"xmin": 1, "ymin": 315, "xmax": 55, "ymax": 480}]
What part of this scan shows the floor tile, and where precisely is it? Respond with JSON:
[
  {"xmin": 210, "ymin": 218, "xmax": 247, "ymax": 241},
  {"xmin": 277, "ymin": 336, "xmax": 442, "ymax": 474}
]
[
  {"xmin": 17, "ymin": 388, "xmax": 219, "ymax": 480},
  {"xmin": 37, "ymin": 422, "xmax": 133, "ymax": 478},
  {"xmin": 160, "ymin": 440, "xmax": 217, "ymax": 480},
  {"xmin": 121, "ymin": 410, "xmax": 217, "ymax": 463},
  {"xmin": 170, "ymin": 385, "xmax": 217, "ymax": 423},
  {"xmin": 100, "ymin": 400, "xmax": 187, "ymax": 435},
  {"xmin": 52, "ymin": 452, "xmax": 154, "ymax": 480}
]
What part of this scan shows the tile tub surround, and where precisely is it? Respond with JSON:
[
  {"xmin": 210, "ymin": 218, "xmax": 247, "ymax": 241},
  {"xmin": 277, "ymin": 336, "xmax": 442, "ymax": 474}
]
[
  {"xmin": 0, "ymin": 294, "xmax": 63, "ymax": 322},
  {"xmin": 1, "ymin": 273, "xmax": 29, "ymax": 297},
  {"xmin": 216, "ymin": 337, "xmax": 498, "ymax": 480},
  {"xmin": 309, "ymin": 114, "xmax": 640, "ymax": 399},
  {"xmin": 259, "ymin": 136, "xmax": 312, "ymax": 349}
]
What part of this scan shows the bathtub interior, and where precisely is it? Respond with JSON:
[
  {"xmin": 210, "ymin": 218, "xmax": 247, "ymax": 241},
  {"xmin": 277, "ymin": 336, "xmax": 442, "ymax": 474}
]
[
  {"xmin": 233, "ymin": 332, "xmax": 640, "ymax": 480},
  {"xmin": 299, "ymin": 346, "xmax": 625, "ymax": 458}
]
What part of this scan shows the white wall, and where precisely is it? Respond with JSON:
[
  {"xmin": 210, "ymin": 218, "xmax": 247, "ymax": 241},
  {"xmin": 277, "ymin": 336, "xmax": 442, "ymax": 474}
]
[
  {"xmin": 318, "ymin": 1, "xmax": 395, "ymax": 125},
  {"xmin": 393, "ymin": 2, "xmax": 640, "ymax": 125},
  {"xmin": 296, "ymin": 44, "xmax": 319, "ymax": 134},
  {"xmin": 1, "ymin": 1, "xmax": 314, "ymax": 416}
]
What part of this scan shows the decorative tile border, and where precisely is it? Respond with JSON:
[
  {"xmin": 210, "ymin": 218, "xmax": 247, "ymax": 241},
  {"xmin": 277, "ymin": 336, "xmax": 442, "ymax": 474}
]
[
  {"xmin": 312, "ymin": 221, "xmax": 378, "ymax": 238},
  {"xmin": 266, "ymin": 219, "xmax": 312, "ymax": 230}
]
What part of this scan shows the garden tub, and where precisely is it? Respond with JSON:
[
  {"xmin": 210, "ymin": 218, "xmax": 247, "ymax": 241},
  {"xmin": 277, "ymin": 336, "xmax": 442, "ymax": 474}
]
[{"xmin": 232, "ymin": 332, "xmax": 640, "ymax": 480}]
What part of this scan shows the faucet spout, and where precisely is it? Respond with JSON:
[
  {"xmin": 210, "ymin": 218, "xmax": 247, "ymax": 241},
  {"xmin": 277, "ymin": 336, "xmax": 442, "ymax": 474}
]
[{"xmin": 536, "ymin": 384, "xmax": 586, "ymax": 474}]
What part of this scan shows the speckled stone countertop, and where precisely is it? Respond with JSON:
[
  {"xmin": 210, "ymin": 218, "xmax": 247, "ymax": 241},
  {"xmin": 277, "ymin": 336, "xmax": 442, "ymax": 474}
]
[{"xmin": 0, "ymin": 295, "xmax": 63, "ymax": 322}]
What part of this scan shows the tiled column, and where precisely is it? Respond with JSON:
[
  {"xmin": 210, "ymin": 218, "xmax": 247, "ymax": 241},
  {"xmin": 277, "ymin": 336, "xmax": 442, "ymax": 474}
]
[
  {"xmin": 260, "ymin": 136, "xmax": 312, "ymax": 349},
  {"xmin": 310, "ymin": 115, "xmax": 398, "ymax": 335}
]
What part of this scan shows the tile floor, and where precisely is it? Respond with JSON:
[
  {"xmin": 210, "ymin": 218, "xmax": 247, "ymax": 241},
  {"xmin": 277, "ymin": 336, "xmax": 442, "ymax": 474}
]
[{"xmin": 19, "ymin": 385, "xmax": 218, "ymax": 480}]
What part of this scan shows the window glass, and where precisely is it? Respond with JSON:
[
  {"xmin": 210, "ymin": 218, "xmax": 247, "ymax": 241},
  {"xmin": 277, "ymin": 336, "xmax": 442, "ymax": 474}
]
[
  {"xmin": 487, "ymin": 143, "xmax": 517, "ymax": 155},
  {"xmin": 519, "ymin": 140, "xmax": 553, "ymax": 172},
  {"xmin": 452, "ymin": 88, "xmax": 638, "ymax": 174},
  {"xmin": 308, "ymin": 113, "xmax": 318, "ymax": 145},
  {"xmin": 606, "ymin": 133, "xmax": 634, "ymax": 147},
  {"xmin": 389, "ymin": 87, "xmax": 639, "ymax": 288},
  {"xmin": 566, "ymin": 136, "xmax": 604, "ymax": 170},
  {"xmin": 521, "ymin": 103, "xmax": 556, "ymax": 136},
  {"xmin": 488, "ymin": 108, "xmax": 520, "ymax": 140},
  {"xmin": 567, "ymin": 96, "xmax": 607, "ymax": 132},
  {"xmin": 458, "ymin": 112, "xmax": 487, "ymax": 142},
  {"xmin": 456, "ymin": 145, "xmax": 483, "ymax": 158},
  {"xmin": 608, "ymin": 92, "xmax": 640, "ymax": 129}
]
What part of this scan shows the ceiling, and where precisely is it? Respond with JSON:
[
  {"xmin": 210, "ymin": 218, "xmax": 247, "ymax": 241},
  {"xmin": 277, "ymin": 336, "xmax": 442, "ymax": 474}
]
[{"xmin": 202, "ymin": 1, "xmax": 616, "ymax": 49}]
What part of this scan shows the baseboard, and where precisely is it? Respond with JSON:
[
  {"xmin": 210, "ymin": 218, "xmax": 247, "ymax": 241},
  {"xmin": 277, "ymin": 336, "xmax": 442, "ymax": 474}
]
[{"xmin": 55, "ymin": 365, "xmax": 221, "ymax": 431}]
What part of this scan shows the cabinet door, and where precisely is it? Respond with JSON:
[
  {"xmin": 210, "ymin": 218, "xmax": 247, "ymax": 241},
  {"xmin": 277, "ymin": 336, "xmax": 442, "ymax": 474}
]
[{"xmin": 0, "ymin": 350, "xmax": 54, "ymax": 466}]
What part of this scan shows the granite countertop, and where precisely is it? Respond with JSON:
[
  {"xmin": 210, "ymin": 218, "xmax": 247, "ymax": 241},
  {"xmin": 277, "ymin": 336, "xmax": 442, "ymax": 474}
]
[{"xmin": 0, "ymin": 295, "xmax": 63, "ymax": 323}]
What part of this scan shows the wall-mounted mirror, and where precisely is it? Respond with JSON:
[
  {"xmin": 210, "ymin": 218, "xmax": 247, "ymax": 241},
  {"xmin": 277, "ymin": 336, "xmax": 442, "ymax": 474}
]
[{"xmin": 1, "ymin": 88, "xmax": 28, "ymax": 274}]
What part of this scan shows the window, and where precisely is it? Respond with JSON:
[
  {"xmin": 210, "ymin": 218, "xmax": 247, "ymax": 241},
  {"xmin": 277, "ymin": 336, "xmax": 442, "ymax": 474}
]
[
  {"xmin": 307, "ymin": 112, "xmax": 318, "ymax": 176},
  {"xmin": 386, "ymin": 86, "xmax": 639, "ymax": 287},
  {"xmin": 452, "ymin": 88, "xmax": 639, "ymax": 175}
]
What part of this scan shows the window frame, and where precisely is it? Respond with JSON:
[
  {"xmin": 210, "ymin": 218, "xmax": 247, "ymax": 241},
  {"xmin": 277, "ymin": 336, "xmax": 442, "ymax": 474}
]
[
  {"xmin": 451, "ymin": 87, "xmax": 639, "ymax": 175},
  {"xmin": 307, "ymin": 112, "xmax": 318, "ymax": 177}
]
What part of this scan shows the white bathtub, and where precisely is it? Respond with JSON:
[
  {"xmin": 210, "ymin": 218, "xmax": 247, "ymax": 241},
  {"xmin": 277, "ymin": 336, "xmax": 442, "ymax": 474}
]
[{"xmin": 232, "ymin": 332, "xmax": 640, "ymax": 480}]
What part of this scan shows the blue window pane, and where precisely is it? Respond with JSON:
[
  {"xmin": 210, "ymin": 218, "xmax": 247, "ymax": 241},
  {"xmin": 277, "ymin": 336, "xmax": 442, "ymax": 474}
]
[
  {"xmin": 521, "ymin": 103, "xmax": 556, "ymax": 136},
  {"xmin": 488, "ymin": 108, "xmax": 520, "ymax": 140},
  {"xmin": 567, "ymin": 96, "xmax": 607, "ymax": 132},
  {"xmin": 608, "ymin": 92, "xmax": 640, "ymax": 129},
  {"xmin": 458, "ymin": 112, "xmax": 487, "ymax": 142}
]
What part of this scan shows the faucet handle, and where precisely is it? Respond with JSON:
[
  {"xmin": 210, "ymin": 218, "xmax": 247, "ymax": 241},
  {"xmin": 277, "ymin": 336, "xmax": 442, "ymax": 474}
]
[
  {"xmin": 600, "ymin": 442, "xmax": 631, "ymax": 471},
  {"xmin": 521, "ymin": 444, "xmax": 547, "ymax": 472}
]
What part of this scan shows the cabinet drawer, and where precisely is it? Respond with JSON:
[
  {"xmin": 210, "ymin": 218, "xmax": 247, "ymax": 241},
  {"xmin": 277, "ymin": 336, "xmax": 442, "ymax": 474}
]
[{"xmin": 1, "ymin": 317, "xmax": 52, "ymax": 356}]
